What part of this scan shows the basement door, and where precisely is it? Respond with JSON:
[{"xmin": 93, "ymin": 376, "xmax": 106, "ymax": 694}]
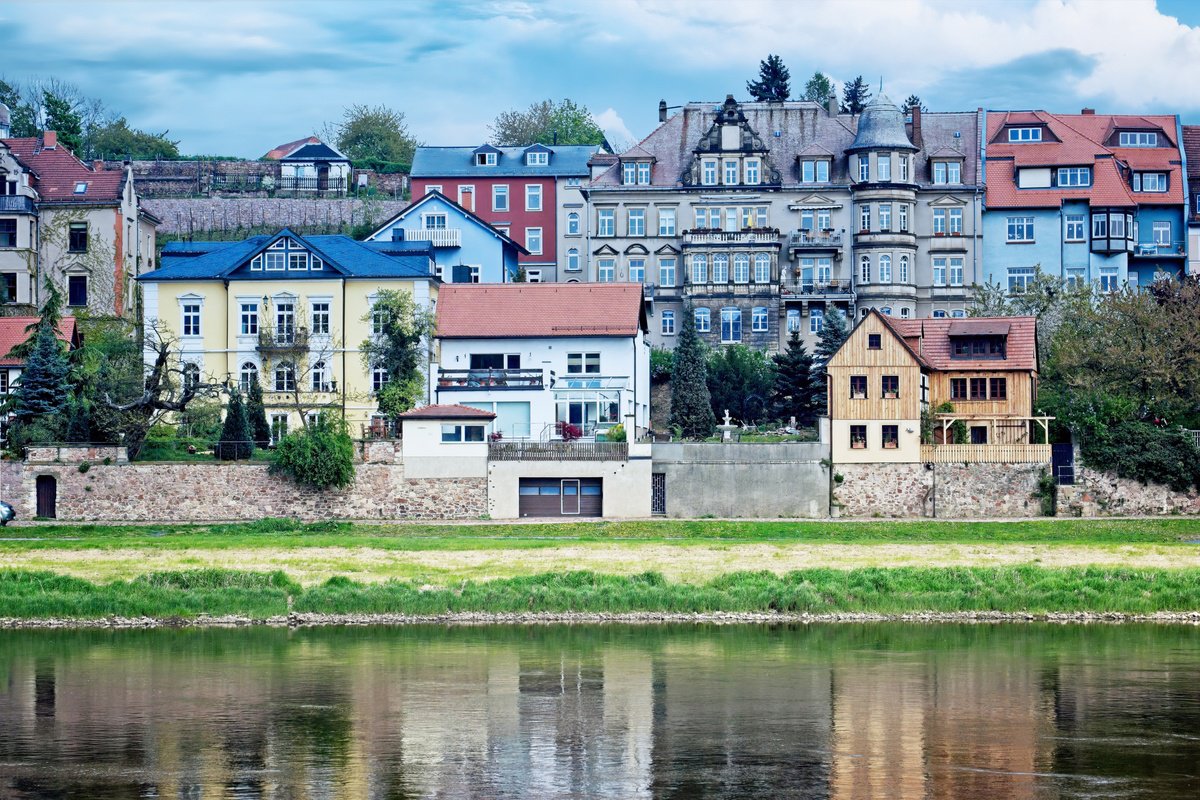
[
  {"xmin": 36, "ymin": 475, "xmax": 57, "ymax": 519},
  {"xmin": 518, "ymin": 478, "xmax": 602, "ymax": 517}
]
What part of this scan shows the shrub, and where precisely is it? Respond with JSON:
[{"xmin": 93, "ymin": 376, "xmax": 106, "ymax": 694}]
[
  {"xmin": 650, "ymin": 348, "xmax": 674, "ymax": 384},
  {"xmin": 1034, "ymin": 470, "xmax": 1057, "ymax": 516},
  {"xmin": 1081, "ymin": 420, "xmax": 1200, "ymax": 492},
  {"xmin": 271, "ymin": 415, "xmax": 355, "ymax": 489},
  {"xmin": 606, "ymin": 423, "xmax": 627, "ymax": 442}
]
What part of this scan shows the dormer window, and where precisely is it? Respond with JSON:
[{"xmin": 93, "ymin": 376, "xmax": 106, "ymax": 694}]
[
  {"xmin": 744, "ymin": 159, "xmax": 760, "ymax": 185},
  {"xmin": 1119, "ymin": 131, "xmax": 1158, "ymax": 147},
  {"xmin": 951, "ymin": 335, "xmax": 1006, "ymax": 359},
  {"xmin": 932, "ymin": 161, "xmax": 961, "ymax": 185},
  {"xmin": 1133, "ymin": 172, "xmax": 1167, "ymax": 193},
  {"xmin": 621, "ymin": 162, "xmax": 651, "ymax": 185},
  {"xmin": 800, "ymin": 159, "xmax": 830, "ymax": 183},
  {"xmin": 526, "ymin": 151, "xmax": 548, "ymax": 166},
  {"xmin": 1007, "ymin": 127, "xmax": 1042, "ymax": 143},
  {"xmin": 1057, "ymin": 167, "xmax": 1091, "ymax": 187},
  {"xmin": 702, "ymin": 159, "xmax": 718, "ymax": 186},
  {"xmin": 476, "ymin": 152, "xmax": 497, "ymax": 166},
  {"xmin": 637, "ymin": 162, "xmax": 650, "ymax": 184}
]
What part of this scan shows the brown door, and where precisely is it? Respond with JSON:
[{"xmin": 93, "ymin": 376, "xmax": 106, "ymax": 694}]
[
  {"xmin": 519, "ymin": 478, "xmax": 602, "ymax": 517},
  {"xmin": 36, "ymin": 475, "xmax": 56, "ymax": 519}
]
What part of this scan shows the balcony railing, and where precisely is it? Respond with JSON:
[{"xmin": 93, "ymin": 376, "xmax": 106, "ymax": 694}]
[
  {"xmin": 257, "ymin": 327, "xmax": 309, "ymax": 350},
  {"xmin": 683, "ymin": 228, "xmax": 780, "ymax": 245},
  {"xmin": 436, "ymin": 368, "xmax": 544, "ymax": 390},
  {"xmin": 0, "ymin": 195, "xmax": 36, "ymax": 214},
  {"xmin": 404, "ymin": 228, "xmax": 462, "ymax": 247},
  {"xmin": 782, "ymin": 279, "xmax": 854, "ymax": 296},
  {"xmin": 278, "ymin": 176, "xmax": 348, "ymax": 193},
  {"xmin": 920, "ymin": 444, "xmax": 1052, "ymax": 464},
  {"xmin": 489, "ymin": 440, "xmax": 628, "ymax": 462},
  {"xmin": 1132, "ymin": 241, "xmax": 1186, "ymax": 257},
  {"xmin": 788, "ymin": 231, "xmax": 844, "ymax": 249}
]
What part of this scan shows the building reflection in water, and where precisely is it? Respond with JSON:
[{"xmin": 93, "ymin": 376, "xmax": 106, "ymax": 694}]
[{"xmin": 0, "ymin": 624, "xmax": 1197, "ymax": 799}]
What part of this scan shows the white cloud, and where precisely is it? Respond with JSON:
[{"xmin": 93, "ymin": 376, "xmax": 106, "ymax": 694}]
[{"xmin": 594, "ymin": 107, "xmax": 636, "ymax": 149}]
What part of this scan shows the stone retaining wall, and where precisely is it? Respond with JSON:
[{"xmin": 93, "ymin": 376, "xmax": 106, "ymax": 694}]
[
  {"xmin": 1058, "ymin": 467, "xmax": 1200, "ymax": 516},
  {"xmin": 0, "ymin": 461, "xmax": 485, "ymax": 522},
  {"xmin": 835, "ymin": 462, "xmax": 1046, "ymax": 518},
  {"xmin": 144, "ymin": 197, "xmax": 409, "ymax": 236}
]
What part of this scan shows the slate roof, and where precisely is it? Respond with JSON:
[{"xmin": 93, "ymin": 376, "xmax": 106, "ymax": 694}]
[
  {"xmin": 144, "ymin": 230, "xmax": 434, "ymax": 281},
  {"xmin": 891, "ymin": 316, "xmax": 1038, "ymax": 372},
  {"xmin": 1, "ymin": 134, "xmax": 125, "ymax": 203},
  {"xmin": 412, "ymin": 144, "xmax": 599, "ymax": 178},
  {"xmin": 848, "ymin": 96, "xmax": 916, "ymax": 152},
  {"xmin": 398, "ymin": 404, "xmax": 496, "ymax": 420},
  {"xmin": 436, "ymin": 283, "xmax": 647, "ymax": 339},
  {"xmin": 262, "ymin": 136, "xmax": 348, "ymax": 161},
  {"xmin": 985, "ymin": 110, "xmax": 1183, "ymax": 208},
  {"xmin": 588, "ymin": 101, "xmax": 981, "ymax": 189},
  {"xmin": 0, "ymin": 317, "xmax": 79, "ymax": 367}
]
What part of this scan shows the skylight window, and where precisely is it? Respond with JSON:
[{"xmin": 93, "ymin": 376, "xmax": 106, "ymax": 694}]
[{"xmin": 73, "ymin": 182, "xmax": 88, "ymax": 194}]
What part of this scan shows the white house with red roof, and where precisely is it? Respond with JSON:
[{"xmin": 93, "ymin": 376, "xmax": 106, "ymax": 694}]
[
  {"xmin": 262, "ymin": 136, "xmax": 351, "ymax": 194},
  {"xmin": 0, "ymin": 130, "xmax": 158, "ymax": 318},
  {"xmin": 982, "ymin": 109, "xmax": 1187, "ymax": 293},
  {"xmin": 430, "ymin": 282, "xmax": 650, "ymax": 442}
]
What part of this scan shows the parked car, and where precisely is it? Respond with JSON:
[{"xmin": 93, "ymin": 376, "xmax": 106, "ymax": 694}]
[{"xmin": 0, "ymin": 500, "xmax": 14, "ymax": 526}]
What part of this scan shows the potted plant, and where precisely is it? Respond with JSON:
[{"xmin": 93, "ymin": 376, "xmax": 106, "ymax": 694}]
[
  {"xmin": 883, "ymin": 439, "xmax": 898, "ymax": 449},
  {"xmin": 851, "ymin": 436, "xmax": 866, "ymax": 449},
  {"xmin": 884, "ymin": 391, "xmax": 898, "ymax": 399}
]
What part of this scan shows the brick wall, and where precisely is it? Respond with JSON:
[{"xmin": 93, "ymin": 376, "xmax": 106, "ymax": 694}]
[
  {"xmin": 144, "ymin": 198, "xmax": 409, "ymax": 236},
  {"xmin": 1058, "ymin": 467, "xmax": 1200, "ymax": 516},
  {"xmin": 1, "ymin": 459, "xmax": 485, "ymax": 522},
  {"xmin": 835, "ymin": 462, "xmax": 1045, "ymax": 518}
]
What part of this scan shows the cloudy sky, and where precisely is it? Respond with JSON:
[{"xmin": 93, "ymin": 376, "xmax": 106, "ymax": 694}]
[{"xmin": 3, "ymin": 0, "xmax": 1200, "ymax": 157}]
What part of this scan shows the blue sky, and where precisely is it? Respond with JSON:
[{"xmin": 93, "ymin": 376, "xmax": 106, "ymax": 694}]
[{"xmin": 3, "ymin": 0, "xmax": 1200, "ymax": 157}]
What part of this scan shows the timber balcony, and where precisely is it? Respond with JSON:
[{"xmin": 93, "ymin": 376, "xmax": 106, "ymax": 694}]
[
  {"xmin": 921, "ymin": 415, "xmax": 1054, "ymax": 463},
  {"xmin": 257, "ymin": 327, "xmax": 309, "ymax": 351},
  {"xmin": 920, "ymin": 443, "xmax": 1052, "ymax": 463},
  {"xmin": 683, "ymin": 228, "xmax": 781, "ymax": 246},
  {"xmin": 403, "ymin": 228, "xmax": 462, "ymax": 247},
  {"xmin": 436, "ymin": 368, "xmax": 545, "ymax": 390}
]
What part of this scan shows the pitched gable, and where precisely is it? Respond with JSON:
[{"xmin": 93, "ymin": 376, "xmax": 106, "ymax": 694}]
[{"xmin": 827, "ymin": 310, "xmax": 925, "ymax": 370}]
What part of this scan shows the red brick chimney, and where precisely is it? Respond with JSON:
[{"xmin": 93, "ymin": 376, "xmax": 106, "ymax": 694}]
[
  {"xmin": 42, "ymin": 130, "xmax": 57, "ymax": 149},
  {"xmin": 1081, "ymin": 108, "xmax": 1096, "ymax": 115},
  {"xmin": 93, "ymin": 159, "xmax": 104, "ymax": 171},
  {"xmin": 910, "ymin": 105, "xmax": 923, "ymax": 147}
]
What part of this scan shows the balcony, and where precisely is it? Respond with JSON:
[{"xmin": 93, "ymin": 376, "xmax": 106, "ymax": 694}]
[
  {"xmin": 256, "ymin": 327, "xmax": 309, "ymax": 351},
  {"xmin": 0, "ymin": 195, "xmax": 36, "ymax": 214},
  {"xmin": 489, "ymin": 440, "xmax": 629, "ymax": 462},
  {"xmin": 436, "ymin": 368, "xmax": 545, "ymax": 390},
  {"xmin": 683, "ymin": 228, "xmax": 781, "ymax": 246},
  {"xmin": 928, "ymin": 232, "xmax": 968, "ymax": 250},
  {"xmin": 787, "ymin": 231, "xmax": 844, "ymax": 254},
  {"xmin": 404, "ymin": 228, "xmax": 462, "ymax": 248},
  {"xmin": 1132, "ymin": 241, "xmax": 1186, "ymax": 258},
  {"xmin": 781, "ymin": 279, "xmax": 855, "ymax": 299},
  {"xmin": 920, "ymin": 443, "xmax": 1052, "ymax": 464}
]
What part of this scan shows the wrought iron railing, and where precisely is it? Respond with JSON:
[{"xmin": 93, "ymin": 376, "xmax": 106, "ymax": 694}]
[
  {"xmin": 436, "ymin": 368, "xmax": 544, "ymax": 390},
  {"xmin": 257, "ymin": 327, "xmax": 309, "ymax": 350},
  {"xmin": 488, "ymin": 441, "xmax": 628, "ymax": 461}
]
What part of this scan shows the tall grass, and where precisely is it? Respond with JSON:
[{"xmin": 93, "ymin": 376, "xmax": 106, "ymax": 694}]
[{"xmin": 3, "ymin": 567, "xmax": 1198, "ymax": 620}]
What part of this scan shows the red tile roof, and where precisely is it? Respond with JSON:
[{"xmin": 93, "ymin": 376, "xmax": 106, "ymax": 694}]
[
  {"xmin": 398, "ymin": 404, "xmax": 496, "ymax": 420},
  {"xmin": 436, "ymin": 283, "xmax": 648, "ymax": 339},
  {"xmin": 262, "ymin": 136, "xmax": 321, "ymax": 160},
  {"xmin": 0, "ymin": 317, "xmax": 79, "ymax": 366},
  {"xmin": 1, "ymin": 134, "xmax": 125, "ymax": 203},
  {"xmin": 891, "ymin": 316, "xmax": 1037, "ymax": 372},
  {"xmin": 985, "ymin": 110, "xmax": 1182, "ymax": 208}
]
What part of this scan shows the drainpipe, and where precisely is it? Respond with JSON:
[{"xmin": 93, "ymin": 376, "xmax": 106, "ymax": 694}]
[{"xmin": 341, "ymin": 278, "xmax": 347, "ymax": 422}]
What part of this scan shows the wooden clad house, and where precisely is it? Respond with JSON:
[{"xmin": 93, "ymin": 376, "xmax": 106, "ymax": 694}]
[{"xmin": 828, "ymin": 311, "xmax": 1050, "ymax": 464}]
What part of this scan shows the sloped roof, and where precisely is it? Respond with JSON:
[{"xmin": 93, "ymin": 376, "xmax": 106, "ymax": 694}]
[
  {"xmin": 848, "ymin": 96, "xmax": 916, "ymax": 153},
  {"xmin": 1, "ymin": 134, "xmax": 125, "ymax": 203},
  {"xmin": 436, "ymin": 283, "xmax": 647, "ymax": 339},
  {"xmin": 0, "ymin": 317, "xmax": 79, "ymax": 367},
  {"xmin": 145, "ymin": 230, "xmax": 434, "ymax": 281},
  {"xmin": 412, "ymin": 144, "xmax": 599, "ymax": 178},
  {"xmin": 398, "ymin": 404, "xmax": 496, "ymax": 420},
  {"xmin": 891, "ymin": 316, "xmax": 1038, "ymax": 372},
  {"xmin": 366, "ymin": 190, "xmax": 529, "ymax": 253},
  {"xmin": 261, "ymin": 136, "xmax": 347, "ymax": 161}
]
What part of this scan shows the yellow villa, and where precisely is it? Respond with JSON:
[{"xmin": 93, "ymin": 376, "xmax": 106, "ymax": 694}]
[{"xmin": 138, "ymin": 229, "xmax": 437, "ymax": 438}]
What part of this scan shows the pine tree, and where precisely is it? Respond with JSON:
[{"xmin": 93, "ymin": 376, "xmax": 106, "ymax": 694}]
[
  {"xmin": 746, "ymin": 54, "xmax": 791, "ymax": 103},
  {"xmin": 902, "ymin": 94, "xmax": 926, "ymax": 114},
  {"xmin": 11, "ymin": 317, "xmax": 70, "ymax": 424},
  {"xmin": 245, "ymin": 377, "xmax": 271, "ymax": 449},
  {"xmin": 670, "ymin": 304, "xmax": 715, "ymax": 439},
  {"xmin": 813, "ymin": 308, "xmax": 851, "ymax": 413},
  {"xmin": 802, "ymin": 72, "xmax": 836, "ymax": 103},
  {"xmin": 771, "ymin": 332, "xmax": 819, "ymax": 426},
  {"xmin": 840, "ymin": 76, "xmax": 872, "ymax": 115},
  {"xmin": 217, "ymin": 389, "xmax": 253, "ymax": 460}
]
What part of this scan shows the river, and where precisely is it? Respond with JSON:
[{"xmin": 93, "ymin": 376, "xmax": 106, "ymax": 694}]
[{"xmin": 0, "ymin": 623, "xmax": 1197, "ymax": 798}]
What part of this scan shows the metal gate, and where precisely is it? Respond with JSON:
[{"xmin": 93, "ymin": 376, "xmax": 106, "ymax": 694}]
[
  {"xmin": 1051, "ymin": 443, "xmax": 1075, "ymax": 486},
  {"xmin": 519, "ymin": 478, "xmax": 602, "ymax": 517},
  {"xmin": 651, "ymin": 473, "xmax": 666, "ymax": 516},
  {"xmin": 36, "ymin": 475, "xmax": 57, "ymax": 519}
]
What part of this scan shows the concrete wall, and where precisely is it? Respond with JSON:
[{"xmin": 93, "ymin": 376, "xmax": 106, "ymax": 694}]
[
  {"xmin": 835, "ymin": 461, "xmax": 1046, "ymax": 518},
  {"xmin": 487, "ymin": 443, "xmax": 653, "ymax": 518},
  {"xmin": 652, "ymin": 442, "xmax": 830, "ymax": 518}
]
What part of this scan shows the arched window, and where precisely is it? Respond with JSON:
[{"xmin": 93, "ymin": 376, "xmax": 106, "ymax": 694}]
[
  {"xmin": 311, "ymin": 361, "xmax": 327, "ymax": 392},
  {"xmin": 881, "ymin": 306, "xmax": 893, "ymax": 316},
  {"xmin": 720, "ymin": 307, "xmax": 741, "ymax": 343},
  {"xmin": 694, "ymin": 307, "xmax": 711, "ymax": 332},
  {"xmin": 239, "ymin": 362, "xmax": 258, "ymax": 393},
  {"xmin": 274, "ymin": 361, "xmax": 296, "ymax": 392},
  {"xmin": 732, "ymin": 253, "xmax": 750, "ymax": 284},
  {"xmin": 567, "ymin": 212, "xmax": 580, "ymax": 236},
  {"xmin": 860, "ymin": 308, "xmax": 870, "ymax": 318},
  {"xmin": 859, "ymin": 254, "xmax": 871, "ymax": 284},
  {"xmin": 712, "ymin": 253, "xmax": 729, "ymax": 283},
  {"xmin": 182, "ymin": 363, "xmax": 200, "ymax": 391},
  {"xmin": 810, "ymin": 306, "xmax": 824, "ymax": 334},
  {"xmin": 899, "ymin": 254, "xmax": 910, "ymax": 283},
  {"xmin": 754, "ymin": 253, "xmax": 771, "ymax": 283},
  {"xmin": 879, "ymin": 254, "xmax": 892, "ymax": 283},
  {"xmin": 565, "ymin": 248, "xmax": 580, "ymax": 272},
  {"xmin": 690, "ymin": 254, "xmax": 708, "ymax": 284},
  {"xmin": 900, "ymin": 307, "xmax": 911, "ymax": 319}
]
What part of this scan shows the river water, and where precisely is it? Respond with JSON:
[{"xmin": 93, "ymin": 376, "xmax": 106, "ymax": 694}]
[{"xmin": 0, "ymin": 623, "xmax": 1197, "ymax": 799}]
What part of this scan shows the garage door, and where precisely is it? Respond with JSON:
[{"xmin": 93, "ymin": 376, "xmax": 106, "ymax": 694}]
[{"xmin": 518, "ymin": 478, "xmax": 602, "ymax": 517}]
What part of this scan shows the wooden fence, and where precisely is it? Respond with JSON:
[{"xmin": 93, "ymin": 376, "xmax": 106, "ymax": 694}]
[{"xmin": 920, "ymin": 443, "xmax": 1051, "ymax": 464}]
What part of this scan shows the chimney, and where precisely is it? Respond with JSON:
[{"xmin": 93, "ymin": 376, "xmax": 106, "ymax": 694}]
[
  {"xmin": 659, "ymin": 100, "xmax": 667, "ymax": 123},
  {"xmin": 827, "ymin": 95, "xmax": 838, "ymax": 117},
  {"xmin": 910, "ymin": 105, "xmax": 923, "ymax": 147},
  {"xmin": 42, "ymin": 130, "xmax": 57, "ymax": 149},
  {"xmin": 93, "ymin": 159, "xmax": 104, "ymax": 171},
  {"xmin": 1081, "ymin": 107, "xmax": 1095, "ymax": 115}
]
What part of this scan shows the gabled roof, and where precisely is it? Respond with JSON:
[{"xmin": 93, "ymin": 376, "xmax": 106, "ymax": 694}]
[
  {"xmin": 826, "ymin": 309, "xmax": 927, "ymax": 370},
  {"xmin": 523, "ymin": 143, "xmax": 553, "ymax": 153},
  {"xmin": 1, "ymin": 134, "xmax": 125, "ymax": 203},
  {"xmin": 436, "ymin": 283, "xmax": 648, "ymax": 339},
  {"xmin": 366, "ymin": 190, "xmax": 529, "ymax": 253},
  {"xmin": 620, "ymin": 144, "xmax": 656, "ymax": 160},
  {"xmin": 412, "ymin": 144, "xmax": 599, "ymax": 178},
  {"xmin": 0, "ymin": 317, "xmax": 79, "ymax": 367},
  {"xmin": 262, "ymin": 136, "xmax": 348, "ymax": 161},
  {"xmin": 144, "ymin": 229, "xmax": 434, "ymax": 282},
  {"xmin": 399, "ymin": 404, "xmax": 497, "ymax": 420},
  {"xmin": 891, "ymin": 316, "xmax": 1038, "ymax": 372}
]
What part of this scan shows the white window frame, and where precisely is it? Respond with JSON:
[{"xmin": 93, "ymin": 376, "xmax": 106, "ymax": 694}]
[
  {"xmin": 597, "ymin": 208, "xmax": 615, "ymax": 237},
  {"xmin": 1008, "ymin": 266, "xmax": 1035, "ymax": 293},
  {"xmin": 1006, "ymin": 216, "xmax": 1034, "ymax": 242},
  {"xmin": 949, "ymin": 257, "xmax": 964, "ymax": 287},
  {"xmin": 659, "ymin": 257, "xmax": 676, "ymax": 287},
  {"xmin": 1057, "ymin": 167, "xmax": 1091, "ymax": 187},
  {"xmin": 597, "ymin": 258, "xmax": 615, "ymax": 282},
  {"xmin": 932, "ymin": 257, "xmax": 947, "ymax": 287},
  {"xmin": 751, "ymin": 306, "xmax": 768, "ymax": 333},
  {"xmin": 695, "ymin": 307, "xmax": 711, "ymax": 333},
  {"xmin": 1152, "ymin": 221, "xmax": 1172, "ymax": 246},
  {"xmin": 239, "ymin": 302, "xmax": 259, "ymax": 336},
  {"xmin": 309, "ymin": 300, "xmax": 331, "ymax": 336},
  {"xmin": 898, "ymin": 255, "xmax": 909, "ymax": 283},
  {"xmin": 628, "ymin": 257, "xmax": 646, "ymax": 283},
  {"xmin": 949, "ymin": 208, "xmax": 963, "ymax": 234},
  {"xmin": 661, "ymin": 309, "xmax": 676, "ymax": 336},
  {"xmin": 627, "ymin": 208, "xmax": 646, "ymax": 237},
  {"xmin": 787, "ymin": 308, "xmax": 800, "ymax": 333},
  {"xmin": 492, "ymin": 184, "xmax": 509, "ymax": 212},
  {"xmin": 181, "ymin": 302, "xmax": 202, "ymax": 337},
  {"xmin": 524, "ymin": 227, "xmax": 542, "ymax": 255},
  {"xmin": 1007, "ymin": 127, "xmax": 1042, "ymax": 142},
  {"xmin": 732, "ymin": 253, "xmax": 750, "ymax": 284},
  {"xmin": 878, "ymin": 254, "xmax": 891, "ymax": 283},
  {"xmin": 720, "ymin": 307, "xmax": 741, "ymax": 343},
  {"xmin": 658, "ymin": 207, "xmax": 676, "ymax": 237},
  {"xmin": 1119, "ymin": 131, "xmax": 1158, "ymax": 147},
  {"xmin": 753, "ymin": 253, "xmax": 770, "ymax": 284},
  {"xmin": 566, "ymin": 211, "xmax": 580, "ymax": 236},
  {"xmin": 723, "ymin": 159, "xmax": 739, "ymax": 185},
  {"xmin": 878, "ymin": 155, "xmax": 891, "ymax": 182},
  {"xmin": 702, "ymin": 160, "xmax": 718, "ymax": 186},
  {"xmin": 525, "ymin": 184, "xmax": 543, "ymax": 211},
  {"xmin": 1065, "ymin": 215, "xmax": 1085, "ymax": 242},
  {"xmin": 745, "ymin": 159, "xmax": 760, "ymax": 185},
  {"xmin": 526, "ymin": 151, "xmax": 548, "ymax": 166},
  {"xmin": 858, "ymin": 157, "xmax": 869, "ymax": 182},
  {"xmin": 690, "ymin": 254, "xmax": 707, "ymax": 284},
  {"xmin": 636, "ymin": 162, "xmax": 651, "ymax": 185},
  {"xmin": 566, "ymin": 248, "xmax": 581, "ymax": 272},
  {"xmin": 622, "ymin": 162, "xmax": 637, "ymax": 185}
]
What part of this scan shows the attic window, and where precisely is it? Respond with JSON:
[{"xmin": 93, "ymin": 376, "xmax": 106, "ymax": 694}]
[
  {"xmin": 1007, "ymin": 127, "xmax": 1042, "ymax": 143},
  {"xmin": 526, "ymin": 151, "xmax": 548, "ymax": 166},
  {"xmin": 476, "ymin": 152, "xmax": 497, "ymax": 166},
  {"xmin": 73, "ymin": 182, "xmax": 88, "ymax": 194},
  {"xmin": 1119, "ymin": 131, "xmax": 1158, "ymax": 147}
]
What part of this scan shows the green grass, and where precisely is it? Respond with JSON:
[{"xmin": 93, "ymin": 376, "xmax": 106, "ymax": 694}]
[
  {"xmin": 3, "ymin": 566, "xmax": 1199, "ymax": 620},
  {"xmin": 1, "ymin": 517, "xmax": 1198, "ymax": 552}
]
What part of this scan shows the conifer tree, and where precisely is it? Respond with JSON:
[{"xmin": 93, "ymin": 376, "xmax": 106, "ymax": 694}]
[
  {"xmin": 746, "ymin": 55, "xmax": 791, "ymax": 102},
  {"xmin": 245, "ymin": 377, "xmax": 271, "ymax": 449},
  {"xmin": 217, "ymin": 389, "xmax": 253, "ymax": 460},
  {"xmin": 670, "ymin": 304, "xmax": 715, "ymax": 439},
  {"xmin": 840, "ymin": 76, "xmax": 872, "ymax": 115},
  {"xmin": 11, "ymin": 312, "xmax": 70, "ymax": 425},
  {"xmin": 902, "ymin": 94, "xmax": 925, "ymax": 114},
  {"xmin": 771, "ymin": 331, "xmax": 819, "ymax": 426},
  {"xmin": 65, "ymin": 395, "xmax": 91, "ymax": 443},
  {"xmin": 813, "ymin": 307, "xmax": 851, "ymax": 413}
]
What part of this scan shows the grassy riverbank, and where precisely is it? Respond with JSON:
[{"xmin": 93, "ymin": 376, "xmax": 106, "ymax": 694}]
[{"xmin": 2, "ymin": 566, "xmax": 1200, "ymax": 621}]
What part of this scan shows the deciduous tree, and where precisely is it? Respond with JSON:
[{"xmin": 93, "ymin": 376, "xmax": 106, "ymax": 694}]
[
  {"xmin": 360, "ymin": 290, "xmax": 434, "ymax": 422},
  {"xmin": 802, "ymin": 71, "xmax": 836, "ymax": 103},
  {"xmin": 489, "ymin": 99, "xmax": 606, "ymax": 147},
  {"xmin": 88, "ymin": 117, "xmax": 180, "ymax": 160},
  {"xmin": 747, "ymin": 55, "xmax": 791, "ymax": 102},
  {"xmin": 325, "ymin": 104, "xmax": 418, "ymax": 167}
]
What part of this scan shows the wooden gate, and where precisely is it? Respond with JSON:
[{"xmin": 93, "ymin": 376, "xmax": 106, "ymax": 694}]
[
  {"xmin": 651, "ymin": 473, "xmax": 666, "ymax": 516},
  {"xmin": 36, "ymin": 475, "xmax": 57, "ymax": 519}
]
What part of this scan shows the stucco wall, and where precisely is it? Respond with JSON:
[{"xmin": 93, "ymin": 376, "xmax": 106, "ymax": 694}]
[
  {"xmin": 1058, "ymin": 467, "xmax": 1200, "ymax": 517},
  {"xmin": 487, "ymin": 446, "xmax": 653, "ymax": 519},
  {"xmin": 0, "ymin": 459, "xmax": 485, "ymax": 522},
  {"xmin": 834, "ymin": 461, "xmax": 1045, "ymax": 518},
  {"xmin": 652, "ymin": 442, "xmax": 830, "ymax": 518}
]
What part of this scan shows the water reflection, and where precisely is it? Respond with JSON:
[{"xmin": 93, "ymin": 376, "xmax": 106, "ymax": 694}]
[{"xmin": 0, "ymin": 624, "xmax": 1197, "ymax": 798}]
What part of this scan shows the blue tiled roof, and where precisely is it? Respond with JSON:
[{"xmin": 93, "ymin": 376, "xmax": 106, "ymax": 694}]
[
  {"xmin": 411, "ymin": 145, "xmax": 599, "ymax": 178},
  {"xmin": 143, "ymin": 230, "xmax": 433, "ymax": 282}
]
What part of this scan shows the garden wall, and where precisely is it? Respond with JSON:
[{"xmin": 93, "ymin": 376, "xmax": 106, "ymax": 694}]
[
  {"xmin": 834, "ymin": 462, "xmax": 1046, "ymax": 518},
  {"xmin": 144, "ymin": 197, "xmax": 409, "ymax": 236},
  {"xmin": 1057, "ymin": 467, "xmax": 1200, "ymax": 516}
]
